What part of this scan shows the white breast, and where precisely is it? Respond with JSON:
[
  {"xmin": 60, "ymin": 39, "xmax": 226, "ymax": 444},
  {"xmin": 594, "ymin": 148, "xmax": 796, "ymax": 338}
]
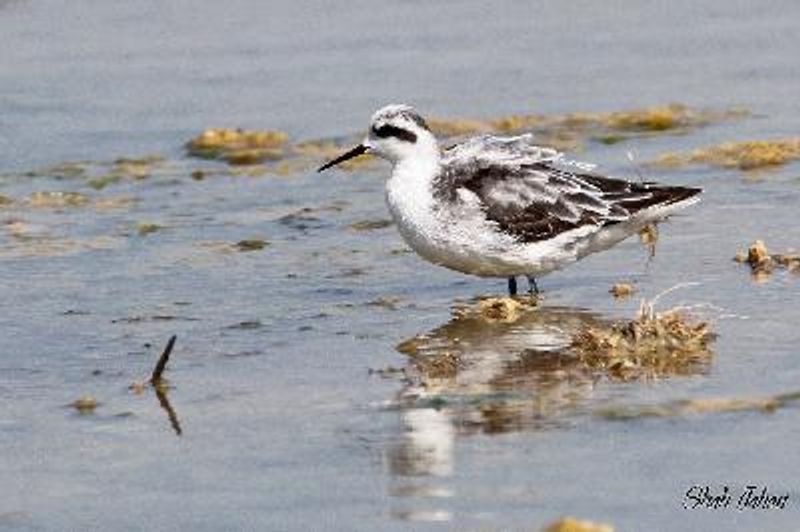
[
  {"xmin": 385, "ymin": 159, "xmax": 441, "ymax": 260},
  {"xmin": 385, "ymin": 162, "xmax": 523, "ymax": 277}
]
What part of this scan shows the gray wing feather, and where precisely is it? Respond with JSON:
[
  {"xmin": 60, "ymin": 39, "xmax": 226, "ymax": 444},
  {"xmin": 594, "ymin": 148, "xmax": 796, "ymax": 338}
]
[
  {"xmin": 442, "ymin": 133, "xmax": 559, "ymax": 171},
  {"xmin": 437, "ymin": 134, "xmax": 700, "ymax": 243}
]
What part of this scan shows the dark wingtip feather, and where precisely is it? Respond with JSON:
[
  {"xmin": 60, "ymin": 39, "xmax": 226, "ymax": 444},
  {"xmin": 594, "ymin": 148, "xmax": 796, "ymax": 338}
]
[
  {"xmin": 618, "ymin": 184, "xmax": 701, "ymax": 213},
  {"xmin": 663, "ymin": 185, "xmax": 702, "ymax": 205}
]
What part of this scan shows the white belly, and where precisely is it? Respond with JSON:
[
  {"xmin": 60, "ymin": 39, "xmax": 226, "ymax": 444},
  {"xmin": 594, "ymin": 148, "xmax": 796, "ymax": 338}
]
[
  {"xmin": 386, "ymin": 184, "xmax": 656, "ymax": 279},
  {"xmin": 386, "ymin": 183, "xmax": 575, "ymax": 278}
]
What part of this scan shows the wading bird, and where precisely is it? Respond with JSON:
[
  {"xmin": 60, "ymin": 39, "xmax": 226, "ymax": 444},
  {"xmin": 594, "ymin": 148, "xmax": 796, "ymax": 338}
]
[{"xmin": 318, "ymin": 105, "xmax": 700, "ymax": 296}]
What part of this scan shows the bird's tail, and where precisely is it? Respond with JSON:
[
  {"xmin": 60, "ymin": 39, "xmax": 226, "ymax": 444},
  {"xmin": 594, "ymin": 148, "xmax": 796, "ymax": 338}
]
[{"xmin": 630, "ymin": 185, "xmax": 702, "ymax": 221}]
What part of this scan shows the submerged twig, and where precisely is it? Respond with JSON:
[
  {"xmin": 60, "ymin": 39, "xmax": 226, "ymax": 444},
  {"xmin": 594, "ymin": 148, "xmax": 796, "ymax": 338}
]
[
  {"xmin": 130, "ymin": 335, "xmax": 183, "ymax": 436},
  {"xmin": 150, "ymin": 334, "xmax": 177, "ymax": 384}
]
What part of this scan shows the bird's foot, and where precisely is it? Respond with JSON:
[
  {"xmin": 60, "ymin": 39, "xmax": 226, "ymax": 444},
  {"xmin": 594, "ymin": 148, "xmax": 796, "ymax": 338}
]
[
  {"xmin": 507, "ymin": 276, "xmax": 518, "ymax": 297},
  {"xmin": 527, "ymin": 276, "xmax": 540, "ymax": 296}
]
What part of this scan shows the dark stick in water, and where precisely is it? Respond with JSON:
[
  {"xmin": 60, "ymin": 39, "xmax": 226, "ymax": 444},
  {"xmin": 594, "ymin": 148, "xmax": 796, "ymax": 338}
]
[
  {"xmin": 148, "ymin": 335, "xmax": 183, "ymax": 435},
  {"xmin": 150, "ymin": 335, "xmax": 177, "ymax": 384}
]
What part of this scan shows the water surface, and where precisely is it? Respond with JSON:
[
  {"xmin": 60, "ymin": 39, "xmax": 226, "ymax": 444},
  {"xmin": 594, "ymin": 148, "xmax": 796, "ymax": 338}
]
[{"xmin": 2, "ymin": 1, "xmax": 800, "ymax": 530}]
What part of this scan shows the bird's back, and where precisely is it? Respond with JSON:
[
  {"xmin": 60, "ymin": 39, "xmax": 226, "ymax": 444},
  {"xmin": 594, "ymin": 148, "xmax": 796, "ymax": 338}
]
[{"xmin": 435, "ymin": 134, "xmax": 701, "ymax": 245}]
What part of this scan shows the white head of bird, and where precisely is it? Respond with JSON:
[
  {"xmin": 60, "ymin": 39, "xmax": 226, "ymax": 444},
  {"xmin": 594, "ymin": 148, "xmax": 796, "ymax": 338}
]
[{"xmin": 317, "ymin": 104, "xmax": 438, "ymax": 172}]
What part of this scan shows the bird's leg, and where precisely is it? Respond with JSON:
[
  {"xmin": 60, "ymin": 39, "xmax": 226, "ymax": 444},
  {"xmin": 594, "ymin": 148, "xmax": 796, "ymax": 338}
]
[
  {"xmin": 507, "ymin": 276, "xmax": 518, "ymax": 296},
  {"xmin": 527, "ymin": 276, "xmax": 539, "ymax": 295}
]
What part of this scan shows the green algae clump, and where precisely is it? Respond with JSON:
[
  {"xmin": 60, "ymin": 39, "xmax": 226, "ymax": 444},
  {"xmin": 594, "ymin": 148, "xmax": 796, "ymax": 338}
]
[
  {"xmin": 605, "ymin": 104, "xmax": 686, "ymax": 131},
  {"xmin": 187, "ymin": 128, "xmax": 289, "ymax": 165},
  {"xmin": 699, "ymin": 139, "xmax": 800, "ymax": 169},
  {"xmin": 71, "ymin": 396, "xmax": 99, "ymax": 413},
  {"xmin": 734, "ymin": 240, "xmax": 800, "ymax": 277},
  {"xmin": 137, "ymin": 223, "xmax": 162, "ymax": 236},
  {"xmin": 451, "ymin": 295, "xmax": 539, "ymax": 323},
  {"xmin": 348, "ymin": 219, "xmax": 393, "ymax": 231},
  {"xmin": 544, "ymin": 517, "xmax": 614, "ymax": 532},
  {"xmin": 651, "ymin": 138, "xmax": 800, "ymax": 170},
  {"xmin": 571, "ymin": 299, "xmax": 714, "ymax": 379},
  {"xmin": 235, "ymin": 239, "xmax": 268, "ymax": 252},
  {"xmin": 609, "ymin": 282, "xmax": 636, "ymax": 298},
  {"xmin": 423, "ymin": 104, "xmax": 747, "ymax": 153},
  {"xmin": 598, "ymin": 390, "xmax": 800, "ymax": 420},
  {"xmin": 28, "ymin": 191, "xmax": 90, "ymax": 208}
]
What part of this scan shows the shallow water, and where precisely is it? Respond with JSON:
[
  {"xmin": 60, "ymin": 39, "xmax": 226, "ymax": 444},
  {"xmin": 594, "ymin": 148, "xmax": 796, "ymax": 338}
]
[{"xmin": 2, "ymin": 1, "xmax": 800, "ymax": 530}]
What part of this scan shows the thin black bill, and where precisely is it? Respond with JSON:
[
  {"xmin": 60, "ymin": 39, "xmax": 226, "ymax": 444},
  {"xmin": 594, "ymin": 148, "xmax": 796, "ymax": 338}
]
[{"xmin": 317, "ymin": 144, "xmax": 369, "ymax": 172}]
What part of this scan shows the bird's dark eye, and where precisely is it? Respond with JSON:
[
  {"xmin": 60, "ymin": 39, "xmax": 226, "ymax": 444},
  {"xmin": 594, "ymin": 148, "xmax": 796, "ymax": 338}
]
[{"xmin": 371, "ymin": 124, "xmax": 417, "ymax": 143}]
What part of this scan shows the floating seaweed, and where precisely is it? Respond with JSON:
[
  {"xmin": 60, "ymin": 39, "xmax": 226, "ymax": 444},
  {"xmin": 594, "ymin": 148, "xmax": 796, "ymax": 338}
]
[
  {"xmin": 544, "ymin": 517, "xmax": 614, "ymax": 532},
  {"xmin": 24, "ymin": 161, "xmax": 89, "ymax": 180},
  {"xmin": 109, "ymin": 156, "xmax": 165, "ymax": 179},
  {"xmin": 734, "ymin": 240, "xmax": 800, "ymax": 277},
  {"xmin": 1, "ymin": 219, "xmax": 124, "ymax": 258},
  {"xmin": 365, "ymin": 296, "xmax": 403, "ymax": 311},
  {"xmin": 605, "ymin": 105, "xmax": 695, "ymax": 131},
  {"xmin": 412, "ymin": 351, "xmax": 461, "ymax": 380},
  {"xmin": 93, "ymin": 196, "xmax": 137, "ymax": 211},
  {"xmin": 69, "ymin": 396, "xmax": 99, "ymax": 413},
  {"xmin": 451, "ymin": 295, "xmax": 539, "ymax": 323},
  {"xmin": 430, "ymin": 104, "xmax": 746, "ymax": 147},
  {"xmin": 650, "ymin": 137, "xmax": 800, "ymax": 171},
  {"xmin": 136, "ymin": 222, "xmax": 162, "ymax": 236},
  {"xmin": 609, "ymin": 283, "xmax": 636, "ymax": 298},
  {"xmin": 180, "ymin": 103, "xmax": 745, "ymax": 174},
  {"xmin": 571, "ymin": 298, "xmax": 714, "ymax": 380},
  {"xmin": 348, "ymin": 219, "xmax": 393, "ymax": 231},
  {"xmin": 18, "ymin": 156, "xmax": 167, "ymax": 190},
  {"xmin": 27, "ymin": 191, "xmax": 90, "ymax": 209},
  {"xmin": 186, "ymin": 128, "xmax": 288, "ymax": 165},
  {"xmin": 598, "ymin": 390, "xmax": 800, "ymax": 420},
  {"xmin": 269, "ymin": 159, "xmax": 317, "ymax": 177},
  {"xmin": 235, "ymin": 239, "xmax": 269, "ymax": 252}
]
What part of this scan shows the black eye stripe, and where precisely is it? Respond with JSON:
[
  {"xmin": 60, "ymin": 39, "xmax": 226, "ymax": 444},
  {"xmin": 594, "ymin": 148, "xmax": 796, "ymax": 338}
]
[{"xmin": 372, "ymin": 124, "xmax": 417, "ymax": 143}]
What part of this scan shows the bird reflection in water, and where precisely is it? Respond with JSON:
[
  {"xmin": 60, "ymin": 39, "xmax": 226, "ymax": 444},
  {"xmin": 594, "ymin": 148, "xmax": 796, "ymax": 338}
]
[{"xmin": 384, "ymin": 295, "xmax": 713, "ymax": 521}]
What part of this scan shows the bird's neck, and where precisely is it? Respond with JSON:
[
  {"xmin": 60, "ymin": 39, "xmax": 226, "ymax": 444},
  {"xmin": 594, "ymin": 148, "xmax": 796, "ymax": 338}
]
[
  {"xmin": 386, "ymin": 147, "xmax": 441, "ymax": 223},
  {"xmin": 389, "ymin": 147, "xmax": 439, "ymax": 194}
]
